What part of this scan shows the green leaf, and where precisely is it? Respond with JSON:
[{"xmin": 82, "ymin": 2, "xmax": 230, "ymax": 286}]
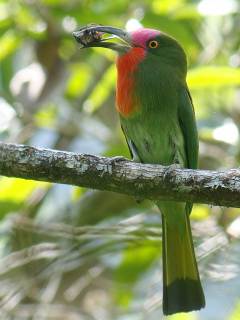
[
  {"xmin": 188, "ymin": 67, "xmax": 240, "ymax": 89},
  {"xmin": 229, "ymin": 301, "xmax": 240, "ymax": 320},
  {"xmin": 66, "ymin": 63, "xmax": 91, "ymax": 98},
  {"xmin": 85, "ymin": 63, "xmax": 116, "ymax": 112},
  {"xmin": 34, "ymin": 104, "xmax": 57, "ymax": 128},
  {"xmin": 115, "ymin": 245, "xmax": 160, "ymax": 283},
  {"xmin": 0, "ymin": 178, "xmax": 49, "ymax": 219},
  {"xmin": 0, "ymin": 3, "xmax": 12, "ymax": 29},
  {"xmin": 152, "ymin": 0, "xmax": 186, "ymax": 14},
  {"xmin": 0, "ymin": 31, "xmax": 21, "ymax": 61},
  {"xmin": 167, "ymin": 312, "xmax": 197, "ymax": 320},
  {"xmin": 191, "ymin": 204, "xmax": 210, "ymax": 220},
  {"xmin": 0, "ymin": 178, "xmax": 48, "ymax": 203}
]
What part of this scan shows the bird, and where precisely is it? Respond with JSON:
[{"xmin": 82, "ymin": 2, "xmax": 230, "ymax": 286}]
[{"xmin": 73, "ymin": 25, "xmax": 205, "ymax": 316}]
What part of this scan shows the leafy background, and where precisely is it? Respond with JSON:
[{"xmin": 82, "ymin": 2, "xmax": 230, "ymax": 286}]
[{"xmin": 0, "ymin": 0, "xmax": 240, "ymax": 319}]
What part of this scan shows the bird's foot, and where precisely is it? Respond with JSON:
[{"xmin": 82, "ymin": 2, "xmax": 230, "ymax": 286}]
[
  {"xmin": 110, "ymin": 156, "xmax": 129, "ymax": 163},
  {"xmin": 112, "ymin": 155, "xmax": 141, "ymax": 163},
  {"xmin": 163, "ymin": 163, "xmax": 182, "ymax": 181},
  {"xmin": 168, "ymin": 163, "xmax": 182, "ymax": 170}
]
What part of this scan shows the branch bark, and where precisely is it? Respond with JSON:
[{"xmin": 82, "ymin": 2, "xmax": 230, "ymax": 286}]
[{"xmin": 0, "ymin": 142, "xmax": 239, "ymax": 207}]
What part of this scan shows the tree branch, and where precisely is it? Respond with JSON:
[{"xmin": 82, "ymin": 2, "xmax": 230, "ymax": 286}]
[{"xmin": 0, "ymin": 142, "xmax": 239, "ymax": 207}]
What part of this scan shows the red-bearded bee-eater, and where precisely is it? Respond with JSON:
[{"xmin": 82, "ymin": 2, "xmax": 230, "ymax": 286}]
[{"xmin": 73, "ymin": 25, "xmax": 205, "ymax": 315}]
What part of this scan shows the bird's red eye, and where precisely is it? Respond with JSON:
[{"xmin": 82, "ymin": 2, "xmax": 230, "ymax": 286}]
[{"xmin": 148, "ymin": 40, "xmax": 159, "ymax": 49}]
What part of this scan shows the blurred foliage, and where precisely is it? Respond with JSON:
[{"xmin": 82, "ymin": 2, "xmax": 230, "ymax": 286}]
[{"xmin": 0, "ymin": 0, "xmax": 240, "ymax": 319}]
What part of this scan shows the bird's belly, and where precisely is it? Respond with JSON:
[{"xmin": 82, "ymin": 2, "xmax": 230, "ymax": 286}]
[{"xmin": 121, "ymin": 115, "xmax": 185, "ymax": 166}]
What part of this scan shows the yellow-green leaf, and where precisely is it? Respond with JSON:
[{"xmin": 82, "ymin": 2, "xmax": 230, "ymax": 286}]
[
  {"xmin": 167, "ymin": 312, "xmax": 197, "ymax": 320},
  {"xmin": 0, "ymin": 31, "xmax": 21, "ymax": 61},
  {"xmin": 229, "ymin": 301, "xmax": 240, "ymax": 320},
  {"xmin": 188, "ymin": 66, "xmax": 240, "ymax": 89},
  {"xmin": 0, "ymin": 178, "xmax": 49, "ymax": 203}
]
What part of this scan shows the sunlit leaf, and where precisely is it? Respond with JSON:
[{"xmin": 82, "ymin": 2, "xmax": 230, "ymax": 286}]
[
  {"xmin": 0, "ymin": 31, "xmax": 21, "ymax": 61},
  {"xmin": 152, "ymin": 0, "xmax": 186, "ymax": 14},
  {"xmin": 229, "ymin": 301, "xmax": 240, "ymax": 320},
  {"xmin": 41, "ymin": 0, "xmax": 68, "ymax": 5},
  {"xmin": 167, "ymin": 312, "xmax": 197, "ymax": 320},
  {"xmin": 66, "ymin": 63, "xmax": 91, "ymax": 98},
  {"xmin": 34, "ymin": 104, "xmax": 57, "ymax": 128},
  {"xmin": 16, "ymin": 6, "xmax": 39, "ymax": 29},
  {"xmin": 114, "ymin": 244, "xmax": 160, "ymax": 307},
  {"xmin": 0, "ymin": 3, "xmax": 11, "ymax": 29},
  {"xmin": 188, "ymin": 67, "xmax": 240, "ymax": 89},
  {"xmin": 191, "ymin": 205, "xmax": 210, "ymax": 220},
  {"xmin": 115, "ymin": 245, "xmax": 160, "ymax": 283},
  {"xmin": 71, "ymin": 186, "xmax": 85, "ymax": 201},
  {"xmin": 59, "ymin": 38, "xmax": 76, "ymax": 60},
  {"xmin": 0, "ymin": 177, "xmax": 48, "ymax": 203},
  {"xmin": 85, "ymin": 63, "xmax": 116, "ymax": 112}
]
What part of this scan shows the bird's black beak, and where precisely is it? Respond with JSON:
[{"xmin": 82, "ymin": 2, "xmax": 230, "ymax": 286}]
[{"xmin": 72, "ymin": 25, "xmax": 132, "ymax": 54}]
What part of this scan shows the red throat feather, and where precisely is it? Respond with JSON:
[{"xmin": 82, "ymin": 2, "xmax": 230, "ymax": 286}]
[{"xmin": 116, "ymin": 47, "xmax": 145, "ymax": 117}]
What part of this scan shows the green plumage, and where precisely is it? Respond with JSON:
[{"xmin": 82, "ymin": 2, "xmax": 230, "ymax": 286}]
[
  {"xmin": 74, "ymin": 24, "xmax": 206, "ymax": 315},
  {"xmin": 120, "ymin": 34, "xmax": 205, "ymax": 315}
]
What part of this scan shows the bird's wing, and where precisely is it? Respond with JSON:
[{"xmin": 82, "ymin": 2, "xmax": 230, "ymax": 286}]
[
  {"xmin": 178, "ymin": 87, "xmax": 199, "ymax": 169},
  {"xmin": 121, "ymin": 125, "xmax": 133, "ymax": 158},
  {"xmin": 121, "ymin": 125, "xmax": 142, "ymax": 162}
]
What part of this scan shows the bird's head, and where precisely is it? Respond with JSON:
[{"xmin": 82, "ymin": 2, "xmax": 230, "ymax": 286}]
[{"xmin": 73, "ymin": 25, "xmax": 187, "ymax": 77}]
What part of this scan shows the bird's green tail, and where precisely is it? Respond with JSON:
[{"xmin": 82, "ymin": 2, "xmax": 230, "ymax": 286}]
[{"xmin": 157, "ymin": 201, "xmax": 205, "ymax": 315}]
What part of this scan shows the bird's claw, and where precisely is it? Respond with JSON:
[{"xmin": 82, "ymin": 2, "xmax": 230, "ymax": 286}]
[
  {"xmin": 110, "ymin": 156, "xmax": 129, "ymax": 163},
  {"xmin": 163, "ymin": 163, "xmax": 182, "ymax": 181}
]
